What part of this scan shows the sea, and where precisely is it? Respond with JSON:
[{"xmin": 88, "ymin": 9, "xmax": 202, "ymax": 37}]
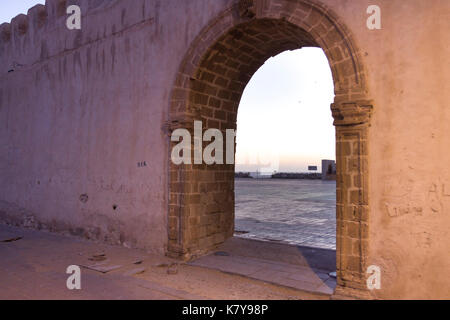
[{"xmin": 234, "ymin": 178, "xmax": 336, "ymax": 250}]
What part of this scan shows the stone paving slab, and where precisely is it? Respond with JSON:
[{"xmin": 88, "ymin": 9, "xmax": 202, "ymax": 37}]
[{"xmin": 188, "ymin": 237, "xmax": 336, "ymax": 296}]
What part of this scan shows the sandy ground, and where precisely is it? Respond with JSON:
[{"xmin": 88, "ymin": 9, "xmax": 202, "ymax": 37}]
[{"xmin": 0, "ymin": 224, "xmax": 327, "ymax": 300}]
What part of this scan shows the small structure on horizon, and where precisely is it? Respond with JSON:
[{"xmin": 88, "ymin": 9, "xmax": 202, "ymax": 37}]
[{"xmin": 322, "ymin": 160, "xmax": 336, "ymax": 181}]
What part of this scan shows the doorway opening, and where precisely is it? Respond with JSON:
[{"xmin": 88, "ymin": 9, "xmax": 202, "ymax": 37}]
[
  {"xmin": 205, "ymin": 47, "xmax": 337, "ymax": 295},
  {"xmin": 234, "ymin": 48, "xmax": 336, "ymax": 250}
]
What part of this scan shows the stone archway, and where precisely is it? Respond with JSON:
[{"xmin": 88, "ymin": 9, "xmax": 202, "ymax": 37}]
[{"xmin": 166, "ymin": 0, "xmax": 373, "ymax": 297}]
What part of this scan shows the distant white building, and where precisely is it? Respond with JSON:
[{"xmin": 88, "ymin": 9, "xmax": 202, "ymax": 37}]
[{"xmin": 249, "ymin": 170, "xmax": 272, "ymax": 179}]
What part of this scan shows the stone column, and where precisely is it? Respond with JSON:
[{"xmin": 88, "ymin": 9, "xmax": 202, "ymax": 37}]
[{"xmin": 331, "ymin": 100, "xmax": 374, "ymax": 299}]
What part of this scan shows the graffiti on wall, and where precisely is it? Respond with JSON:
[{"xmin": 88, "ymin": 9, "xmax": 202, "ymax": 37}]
[{"xmin": 384, "ymin": 176, "xmax": 449, "ymax": 218}]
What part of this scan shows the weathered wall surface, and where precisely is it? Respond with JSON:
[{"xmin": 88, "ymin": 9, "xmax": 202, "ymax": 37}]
[
  {"xmin": 0, "ymin": 0, "xmax": 449, "ymax": 298},
  {"xmin": 323, "ymin": 0, "xmax": 450, "ymax": 299},
  {"xmin": 0, "ymin": 0, "xmax": 232, "ymax": 252}
]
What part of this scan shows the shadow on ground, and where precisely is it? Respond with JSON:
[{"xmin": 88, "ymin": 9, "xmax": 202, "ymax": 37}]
[{"xmin": 188, "ymin": 237, "xmax": 337, "ymax": 296}]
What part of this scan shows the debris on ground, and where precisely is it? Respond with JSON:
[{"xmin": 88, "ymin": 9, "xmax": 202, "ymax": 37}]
[
  {"xmin": 214, "ymin": 251, "xmax": 230, "ymax": 257},
  {"xmin": 155, "ymin": 263, "xmax": 170, "ymax": 268},
  {"xmin": 88, "ymin": 254, "xmax": 107, "ymax": 262},
  {"xmin": 0, "ymin": 237, "xmax": 23, "ymax": 243},
  {"xmin": 167, "ymin": 263, "xmax": 178, "ymax": 275},
  {"xmin": 123, "ymin": 267, "xmax": 146, "ymax": 276},
  {"xmin": 81, "ymin": 262, "xmax": 123, "ymax": 274}
]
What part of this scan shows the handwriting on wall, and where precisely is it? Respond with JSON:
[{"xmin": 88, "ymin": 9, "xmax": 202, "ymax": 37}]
[
  {"xmin": 385, "ymin": 203, "xmax": 423, "ymax": 218},
  {"xmin": 384, "ymin": 177, "xmax": 450, "ymax": 218},
  {"xmin": 428, "ymin": 182, "xmax": 450, "ymax": 213}
]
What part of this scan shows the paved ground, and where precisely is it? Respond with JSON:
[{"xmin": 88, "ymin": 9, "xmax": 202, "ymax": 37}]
[
  {"xmin": 235, "ymin": 179, "xmax": 336, "ymax": 249},
  {"xmin": 189, "ymin": 237, "xmax": 336, "ymax": 296},
  {"xmin": 0, "ymin": 225, "xmax": 329, "ymax": 300}
]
